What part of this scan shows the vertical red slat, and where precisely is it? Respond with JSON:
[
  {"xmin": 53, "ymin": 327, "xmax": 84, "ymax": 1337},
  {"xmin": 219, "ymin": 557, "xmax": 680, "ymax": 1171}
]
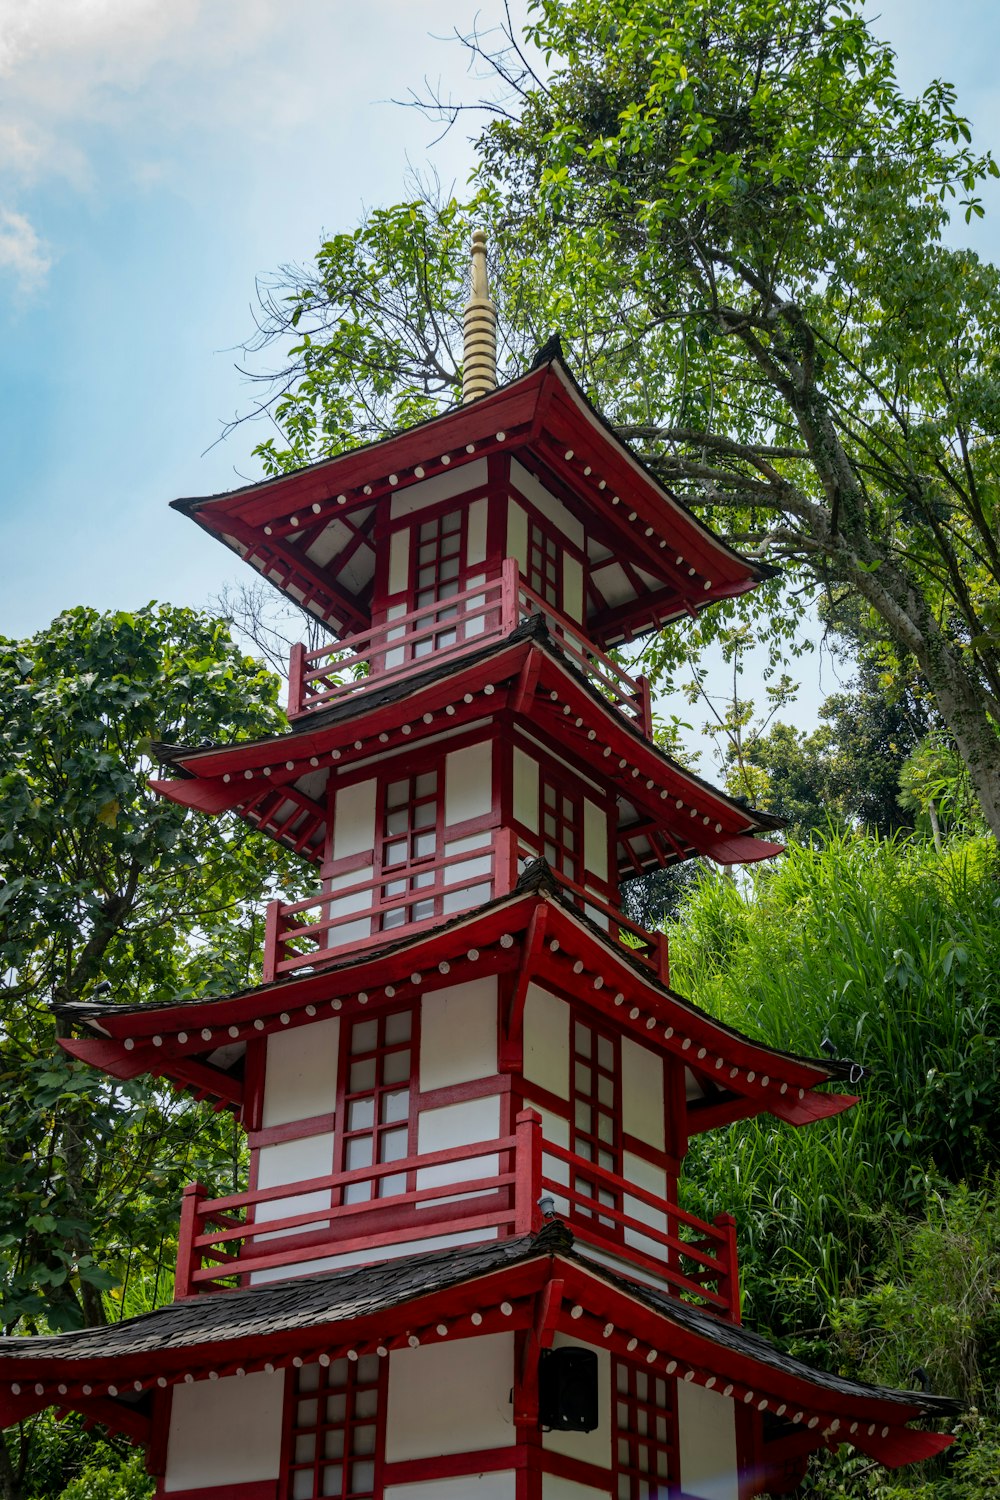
[
  {"xmin": 637, "ymin": 673, "xmax": 652, "ymax": 737},
  {"xmin": 262, "ymin": 899, "xmax": 281, "ymax": 984},
  {"xmin": 287, "ymin": 641, "xmax": 306, "ymax": 718},
  {"xmin": 174, "ymin": 1183, "xmax": 204, "ymax": 1301},
  {"xmin": 501, "ymin": 554, "xmax": 520, "ymax": 636},
  {"xmin": 514, "ymin": 1109, "xmax": 543, "ymax": 1234},
  {"xmin": 714, "ymin": 1211, "xmax": 741, "ymax": 1323}
]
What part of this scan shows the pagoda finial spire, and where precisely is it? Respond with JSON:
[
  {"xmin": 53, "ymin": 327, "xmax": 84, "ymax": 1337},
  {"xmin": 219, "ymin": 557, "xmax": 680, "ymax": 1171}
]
[{"xmin": 462, "ymin": 228, "xmax": 497, "ymax": 403}]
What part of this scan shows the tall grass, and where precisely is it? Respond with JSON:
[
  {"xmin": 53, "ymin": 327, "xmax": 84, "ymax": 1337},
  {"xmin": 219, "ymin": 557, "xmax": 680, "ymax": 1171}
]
[{"xmin": 668, "ymin": 833, "xmax": 1000, "ymax": 1338}]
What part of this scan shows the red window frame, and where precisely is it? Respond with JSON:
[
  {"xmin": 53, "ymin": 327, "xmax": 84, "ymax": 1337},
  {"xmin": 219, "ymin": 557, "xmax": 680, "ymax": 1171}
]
[
  {"xmin": 527, "ymin": 518, "xmax": 561, "ymax": 609},
  {"xmin": 376, "ymin": 769, "xmax": 443, "ymax": 930},
  {"xmin": 540, "ymin": 774, "xmax": 583, "ymax": 886},
  {"xmin": 335, "ymin": 1006, "xmax": 418, "ymax": 1206},
  {"xmin": 282, "ymin": 1352, "xmax": 386, "ymax": 1500},
  {"xmin": 613, "ymin": 1357, "xmax": 678, "ymax": 1498},
  {"xmin": 569, "ymin": 1015, "xmax": 622, "ymax": 1233}
]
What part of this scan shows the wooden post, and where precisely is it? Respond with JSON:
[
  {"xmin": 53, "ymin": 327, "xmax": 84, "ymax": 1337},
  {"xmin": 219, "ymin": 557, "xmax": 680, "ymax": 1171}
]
[
  {"xmin": 514, "ymin": 1109, "xmax": 543, "ymax": 1234},
  {"xmin": 287, "ymin": 641, "xmax": 306, "ymax": 718},
  {"xmin": 262, "ymin": 899, "xmax": 282, "ymax": 984},
  {"xmin": 656, "ymin": 930, "xmax": 670, "ymax": 988},
  {"xmin": 714, "ymin": 1211, "xmax": 741, "ymax": 1323},
  {"xmin": 637, "ymin": 673, "xmax": 653, "ymax": 738},
  {"xmin": 174, "ymin": 1183, "xmax": 205, "ymax": 1301},
  {"xmin": 501, "ymin": 555, "xmax": 520, "ymax": 636}
]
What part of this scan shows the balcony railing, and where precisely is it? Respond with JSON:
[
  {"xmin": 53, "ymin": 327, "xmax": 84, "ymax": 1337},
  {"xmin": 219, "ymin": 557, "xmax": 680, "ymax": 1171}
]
[
  {"xmin": 262, "ymin": 841, "xmax": 668, "ymax": 983},
  {"xmin": 287, "ymin": 556, "xmax": 651, "ymax": 735},
  {"xmin": 175, "ymin": 1110, "xmax": 739, "ymax": 1321}
]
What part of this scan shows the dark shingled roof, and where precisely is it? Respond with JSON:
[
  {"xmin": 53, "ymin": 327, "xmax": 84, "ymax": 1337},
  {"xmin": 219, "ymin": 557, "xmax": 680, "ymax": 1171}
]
[{"xmin": 0, "ymin": 1225, "xmax": 957, "ymax": 1419}]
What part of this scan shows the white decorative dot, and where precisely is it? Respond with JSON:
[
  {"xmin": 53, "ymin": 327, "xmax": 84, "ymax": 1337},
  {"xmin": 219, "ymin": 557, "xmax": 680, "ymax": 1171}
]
[
  {"xmin": 666, "ymin": 1360, "xmax": 677, "ymax": 1375},
  {"xmin": 306, "ymin": 1004, "xmax": 317, "ymax": 1017},
  {"xmin": 629, "ymin": 1007, "xmax": 640, "ymax": 1020},
  {"xmin": 501, "ymin": 934, "xmax": 515, "ymax": 949},
  {"xmin": 496, "ymin": 431, "xmax": 506, "ymax": 442},
  {"xmin": 280, "ymin": 1012, "xmax": 290, "ymax": 1025},
  {"xmin": 466, "ymin": 444, "xmax": 476, "ymax": 454},
  {"xmin": 645, "ymin": 1350, "xmax": 657, "ymax": 1364},
  {"xmin": 682, "ymin": 1038, "xmax": 692, "ymax": 1051},
  {"xmin": 254, "ymin": 1019, "xmax": 264, "ymax": 1031},
  {"xmin": 363, "ymin": 485, "xmax": 372, "ymax": 495},
  {"xmin": 697, "ymin": 1047, "xmax": 707, "ymax": 1059},
  {"xmin": 388, "ymin": 474, "xmax": 398, "ymax": 486},
  {"xmin": 312, "ymin": 502, "xmax": 322, "ymax": 514},
  {"xmin": 664, "ymin": 1027, "xmax": 674, "ymax": 1040},
  {"xmin": 564, "ymin": 450, "xmax": 574, "ymax": 461},
  {"xmin": 201, "ymin": 1029, "xmax": 212, "ymax": 1041},
  {"xmin": 436, "ymin": 1324, "xmax": 448, "ymax": 1336},
  {"xmin": 263, "ymin": 525, "xmax": 272, "ymax": 535},
  {"xmin": 337, "ymin": 494, "xmax": 347, "ymax": 504},
  {"xmin": 570, "ymin": 1305, "xmax": 583, "ymax": 1320},
  {"xmin": 440, "ymin": 455, "xmax": 451, "ymax": 466},
  {"xmin": 124, "ymin": 1038, "xmax": 135, "ymax": 1051},
  {"xmin": 228, "ymin": 1026, "xmax": 239, "ymax": 1039},
  {"xmin": 289, "ymin": 515, "xmax": 299, "ymax": 527},
  {"xmin": 471, "ymin": 1312, "xmax": 483, "ymax": 1325},
  {"xmin": 385, "ymin": 985, "xmax": 395, "ymax": 998},
  {"xmin": 414, "ymin": 467, "xmax": 425, "ymax": 479},
  {"xmin": 627, "ymin": 1337, "xmax": 638, "ymax": 1351},
  {"xmin": 602, "ymin": 1323, "xmax": 614, "ymax": 1337}
]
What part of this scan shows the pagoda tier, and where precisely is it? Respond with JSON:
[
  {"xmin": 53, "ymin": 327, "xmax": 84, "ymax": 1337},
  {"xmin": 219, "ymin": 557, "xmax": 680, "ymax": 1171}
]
[
  {"xmin": 0, "ymin": 1227, "xmax": 956, "ymax": 1497},
  {"xmin": 60, "ymin": 872, "xmax": 856, "ymax": 1308},
  {"xmin": 149, "ymin": 620, "xmax": 784, "ymax": 980},
  {"xmin": 172, "ymin": 356, "xmax": 771, "ymax": 649}
]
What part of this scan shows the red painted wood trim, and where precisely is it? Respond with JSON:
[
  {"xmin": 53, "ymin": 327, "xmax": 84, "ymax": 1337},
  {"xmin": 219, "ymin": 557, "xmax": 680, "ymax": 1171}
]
[
  {"xmin": 541, "ymin": 1448, "xmax": 614, "ymax": 1488},
  {"xmin": 155, "ymin": 1481, "xmax": 277, "ymax": 1500},
  {"xmin": 382, "ymin": 1446, "xmax": 519, "ymax": 1486},
  {"xmin": 247, "ymin": 1111, "xmax": 337, "ymax": 1150}
]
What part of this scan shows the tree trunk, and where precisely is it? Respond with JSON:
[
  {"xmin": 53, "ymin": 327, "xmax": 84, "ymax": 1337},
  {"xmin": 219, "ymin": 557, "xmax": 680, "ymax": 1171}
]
[
  {"xmin": 0, "ymin": 1434, "xmax": 22, "ymax": 1500},
  {"xmin": 782, "ymin": 370, "xmax": 1000, "ymax": 841}
]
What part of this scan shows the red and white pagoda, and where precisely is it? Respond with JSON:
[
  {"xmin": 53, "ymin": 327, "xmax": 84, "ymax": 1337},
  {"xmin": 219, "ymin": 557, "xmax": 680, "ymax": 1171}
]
[{"xmin": 1, "ymin": 237, "xmax": 955, "ymax": 1498}]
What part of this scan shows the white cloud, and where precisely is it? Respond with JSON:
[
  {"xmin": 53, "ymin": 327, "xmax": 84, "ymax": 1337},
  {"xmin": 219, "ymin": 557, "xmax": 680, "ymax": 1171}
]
[{"xmin": 0, "ymin": 206, "xmax": 52, "ymax": 291}]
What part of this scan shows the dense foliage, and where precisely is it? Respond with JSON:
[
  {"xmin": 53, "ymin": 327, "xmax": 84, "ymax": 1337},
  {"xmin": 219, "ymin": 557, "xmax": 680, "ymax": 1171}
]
[
  {"xmin": 0, "ymin": 605, "xmax": 300, "ymax": 1498},
  {"xmin": 670, "ymin": 833, "xmax": 1000, "ymax": 1492},
  {"xmin": 243, "ymin": 0, "xmax": 1000, "ymax": 838}
]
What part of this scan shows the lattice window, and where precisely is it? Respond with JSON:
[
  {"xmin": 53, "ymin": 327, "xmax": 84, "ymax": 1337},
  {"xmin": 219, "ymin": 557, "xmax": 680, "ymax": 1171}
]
[
  {"xmin": 284, "ymin": 1353, "xmax": 384, "ymax": 1500},
  {"xmin": 528, "ymin": 520, "xmax": 560, "ymax": 608},
  {"xmin": 570, "ymin": 1016, "xmax": 621, "ymax": 1231},
  {"xmin": 541, "ymin": 776, "xmax": 582, "ymax": 885},
  {"xmin": 339, "ymin": 1008, "xmax": 415, "ymax": 1205},
  {"xmin": 613, "ymin": 1358, "xmax": 677, "ymax": 1499},
  {"xmin": 413, "ymin": 507, "xmax": 465, "ymax": 656},
  {"xmin": 380, "ymin": 771, "xmax": 440, "ymax": 928}
]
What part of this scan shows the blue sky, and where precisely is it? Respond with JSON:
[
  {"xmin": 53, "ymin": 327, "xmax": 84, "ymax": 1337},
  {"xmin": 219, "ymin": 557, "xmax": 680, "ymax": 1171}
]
[{"xmin": 2, "ymin": 0, "xmax": 998, "ymax": 762}]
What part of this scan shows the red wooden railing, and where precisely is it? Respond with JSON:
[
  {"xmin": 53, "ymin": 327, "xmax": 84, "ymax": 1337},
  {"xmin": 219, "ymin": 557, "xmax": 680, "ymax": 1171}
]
[
  {"xmin": 262, "ymin": 845, "xmax": 667, "ymax": 983},
  {"xmin": 287, "ymin": 556, "xmax": 651, "ymax": 736},
  {"xmin": 174, "ymin": 1111, "xmax": 739, "ymax": 1320}
]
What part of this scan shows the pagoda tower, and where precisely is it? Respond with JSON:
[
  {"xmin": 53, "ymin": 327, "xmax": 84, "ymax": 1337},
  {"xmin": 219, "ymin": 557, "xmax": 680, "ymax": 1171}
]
[{"xmin": 0, "ymin": 238, "xmax": 956, "ymax": 1498}]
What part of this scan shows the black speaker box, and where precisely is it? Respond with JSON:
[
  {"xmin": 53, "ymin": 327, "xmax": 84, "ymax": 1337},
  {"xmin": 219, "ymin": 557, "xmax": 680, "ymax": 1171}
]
[{"xmin": 538, "ymin": 1346, "xmax": 600, "ymax": 1432}]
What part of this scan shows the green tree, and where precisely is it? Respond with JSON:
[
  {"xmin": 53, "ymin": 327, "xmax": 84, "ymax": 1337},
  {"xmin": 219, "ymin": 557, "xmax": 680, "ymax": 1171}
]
[
  {"xmin": 243, "ymin": 0, "xmax": 1000, "ymax": 837},
  {"xmin": 0, "ymin": 605, "xmax": 297, "ymax": 1499}
]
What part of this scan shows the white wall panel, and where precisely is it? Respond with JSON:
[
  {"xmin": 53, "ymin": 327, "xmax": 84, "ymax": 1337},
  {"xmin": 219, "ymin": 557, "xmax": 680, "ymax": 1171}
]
[
  {"xmin": 542, "ymin": 1478, "xmax": 608, "ymax": 1499},
  {"xmin": 262, "ymin": 1017, "xmax": 339, "ymax": 1128},
  {"xmin": 386, "ymin": 1474, "xmax": 515, "ymax": 1500},
  {"xmin": 333, "ymin": 777, "xmax": 377, "ymax": 859},
  {"xmin": 420, "ymin": 977, "xmax": 498, "ymax": 1092},
  {"xmin": 388, "ymin": 528, "xmax": 410, "ymax": 595},
  {"xmin": 386, "ymin": 1333, "xmax": 514, "ymax": 1461},
  {"xmin": 583, "ymin": 799, "xmax": 608, "ymax": 884},
  {"xmin": 513, "ymin": 747, "xmax": 540, "ymax": 832},
  {"xmin": 250, "ymin": 1225, "xmax": 499, "ymax": 1284},
  {"xmin": 390, "ymin": 460, "xmax": 488, "ymax": 518},
  {"xmin": 563, "ymin": 554, "xmax": 584, "ymax": 623},
  {"xmin": 446, "ymin": 742, "xmax": 492, "ymax": 824},
  {"xmin": 164, "ymin": 1370, "xmax": 283, "ymax": 1492},
  {"xmin": 542, "ymin": 1334, "xmax": 612, "ymax": 1469},
  {"xmin": 523, "ymin": 986, "xmax": 569, "ymax": 1099},
  {"xmin": 416, "ymin": 1095, "xmax": 501, "ymax": 1191},
  {"xmin": 678, "ymin": 1381, "xmax": 740, "ymax": 1500},
  {"xmin": 511, "ymin": 459, "xmax": 585, "ymax": 549},
  {"xmin": 622, "ymin": 1150, "xmax": 668, "ymax": 1261},
  {"xmin": 255, "ymin": 1132, "xmax": 334, "ymax": 1237},
  {"xmin": 467, "ymin": 497, "xmax": 488, "ymax": 566},
  {"xmin": 621, "ymin": 1038, "xmax": 665, "ymax": 1150},
  {"xmin": 507, "ymin": 500, "xmax": 529, "ymax": 572}
]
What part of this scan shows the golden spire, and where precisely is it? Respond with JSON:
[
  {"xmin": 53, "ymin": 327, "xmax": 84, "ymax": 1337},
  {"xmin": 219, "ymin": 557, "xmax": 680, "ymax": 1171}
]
[{"xmin": 462, "ymin": 229, "xmax": 497, "ymax": 403}]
